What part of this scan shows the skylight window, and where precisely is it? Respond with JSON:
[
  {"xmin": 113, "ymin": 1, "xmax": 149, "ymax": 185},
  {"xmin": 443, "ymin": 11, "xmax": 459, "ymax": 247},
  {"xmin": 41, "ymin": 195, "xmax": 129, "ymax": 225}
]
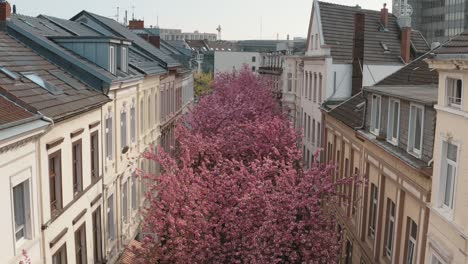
[
  {"xmin": 380, "ymin": 42, "xmax": 390, "ymax": 53},
  {"xmin": 23, "ymin": 73, "xmax": 63, "ymax": 95},
  {"xmin": 0, "ymin": 67, "xmax": 19, "ymax": 80}
]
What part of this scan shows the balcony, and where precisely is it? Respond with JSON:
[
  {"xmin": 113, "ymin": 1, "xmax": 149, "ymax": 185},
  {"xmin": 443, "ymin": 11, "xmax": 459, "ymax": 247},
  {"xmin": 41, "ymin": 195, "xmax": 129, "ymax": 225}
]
[{"xmin": 258, "ymin": 66, "xmax": 283, "ymax": 75}]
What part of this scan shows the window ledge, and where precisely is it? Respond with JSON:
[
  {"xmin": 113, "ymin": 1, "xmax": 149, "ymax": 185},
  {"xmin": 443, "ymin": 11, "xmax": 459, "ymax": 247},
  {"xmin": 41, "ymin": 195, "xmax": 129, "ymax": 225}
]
[{"xmin": 435, "ymin": 105, "xmax": 467, "ymax": 118}]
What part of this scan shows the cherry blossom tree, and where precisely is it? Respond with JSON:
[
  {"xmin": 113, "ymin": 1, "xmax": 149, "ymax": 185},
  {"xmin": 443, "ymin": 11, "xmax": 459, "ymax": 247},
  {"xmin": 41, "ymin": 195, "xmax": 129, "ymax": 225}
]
[{"xmin": 136, "ymin": 68, "xmax": 356, "ymax": 263}]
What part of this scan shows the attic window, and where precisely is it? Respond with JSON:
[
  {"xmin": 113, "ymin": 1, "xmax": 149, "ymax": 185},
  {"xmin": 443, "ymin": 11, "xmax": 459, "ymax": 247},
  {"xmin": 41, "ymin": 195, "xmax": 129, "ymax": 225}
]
[
  {"xmin": 0, "ymin": 67, "xmax": 19, "ymax": 80},
  {"xmin": 23, "ymin": 73, "xmax": 63, "ymax": 95},
  {"xmin": 380, "ymin": 42, "xmax": 390, "ymax": 53}
]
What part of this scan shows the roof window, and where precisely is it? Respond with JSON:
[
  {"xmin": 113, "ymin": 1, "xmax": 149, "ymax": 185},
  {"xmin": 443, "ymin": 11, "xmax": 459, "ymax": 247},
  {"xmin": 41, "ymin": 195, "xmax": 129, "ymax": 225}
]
[
  {"xmin": 0, "ymin": 67, "xmax": 19, "ymax": 80},
  {"xmin": 380, "ymin": 42, "xmax": 390, "ymax": 53},
  {"xmin": 23, "ymin": 73, "xmax": 63, "ymax": 95}
]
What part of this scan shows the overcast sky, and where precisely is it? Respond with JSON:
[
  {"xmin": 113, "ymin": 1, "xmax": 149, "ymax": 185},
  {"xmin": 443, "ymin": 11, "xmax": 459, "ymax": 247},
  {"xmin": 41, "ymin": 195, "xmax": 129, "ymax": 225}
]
[{"xmin": 13, "ymin": 0, "xmax": 388, "ymax": 40}]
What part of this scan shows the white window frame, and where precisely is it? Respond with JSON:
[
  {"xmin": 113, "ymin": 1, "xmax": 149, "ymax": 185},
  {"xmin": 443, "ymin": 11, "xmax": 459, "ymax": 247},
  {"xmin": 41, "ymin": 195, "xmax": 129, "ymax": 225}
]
[
  {"xmin": 11, "ymin": 172, "xmax": 33, "ymax": 247},
  {"xmin": 370, "ymin": 94, "xmax": 382, "ymax": 136},
  {"xmin": 105, "ymin": 111, "xmax": 113, "ymax": 161},
  {"xmin": 431, "ymin": 252, "xmax": 446, "ymax": 264},
  {"xmin": 385, "ymin": 199, "xmax": 395, "ymax": 259},
  {"xmin": 122, "ymin": 180, "xmax": 128, "ymax": 223},
  {"xmin": 368, "ymin": 183, "xmax": 378, "ymax": 239},
  {"xmin": 121, "ymin": 46, "xmax": 128, "ymax": 72},
  {"xmin": 109, "ymin": 46, "xmax": 116, "ymax": 74},
  {"xmin": 439, "ymin": 140, "xmax": 459, "ymax": 214},
  {"xmin": 446, "ymin": 77, "xmax": 463, "ymax": 109},
  {"xmin": 130, "ymin": 99, "xmax": 136, "ymax": 143},
  {"xmin": 386, "ymin": 98, "xmax": 400, "ymax": 145},
  {"xmin": 107, "ymin": 194, "xmax": 115, "ymax": 241},
  {"xmin": 120, "ymin": 108, "xmax": 127, "ymax": 150},
  {"xmin": 407, "ymin": 103, "xmax": 424, "ymax": 158},
  {"xmin": 406, "ymin": 219, "xmax": 417, "ymax": 264}
]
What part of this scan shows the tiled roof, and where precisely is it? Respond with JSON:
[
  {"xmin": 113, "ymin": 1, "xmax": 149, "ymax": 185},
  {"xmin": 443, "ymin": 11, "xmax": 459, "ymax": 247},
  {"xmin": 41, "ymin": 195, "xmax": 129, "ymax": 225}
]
[
  {"xmin": 318, "ymin": 1, "xmax": 428, "ymax": 64},
  {"xmin": 119, "ymin": 240, "xmax": 142, "ymax": 264},
  {"xmin": 374, "ymin": 54, "xmax": 438, "ymax": 86},
  {"xmin": 9, "ymin": 14, "xmax": 137, "ymax": 86},
  {"xmin": 411, "ymin": 30, "xmax": 430, "ymax": 53},
  {"xmin": 0, "ymin": 31, "xmax": 109, "ymax": 121},
  {"xmin": 435, "ymin": 31, "xmax": 468, "ymax": 54},
  {"xmin": 0, "ymin": 95, "xmax": 35, "ymax": 126},
  {"xmin": 73, "ymin": 11, "xmax": 181, "ymax": 68},
  {"xmin": 328, "ymin": 92, "xmax": 365, "ymax": 129}
]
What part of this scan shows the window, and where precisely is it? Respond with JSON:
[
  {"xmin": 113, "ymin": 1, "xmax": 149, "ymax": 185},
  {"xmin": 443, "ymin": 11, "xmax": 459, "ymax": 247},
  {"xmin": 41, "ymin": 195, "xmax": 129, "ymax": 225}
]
[
  {"xmin": 333, "ymin": 72, "xmax": 337, "ymax": 94},
  {"xmin": 385, "ymin": 199, "xmax": 395, "ymax": 259},
  {"xmin": 107, "ymin": 195, "xmax": 115, "ymax": 241},
  {"xmin": 446, "ymin": 78, "xmax": 462, "ymax": 108},
  {"xmin": 313, "ymin": 73, "xmax": 317, "ymax": 102},
  {"xmin": 318, "ymin": 74, "xmax": 322, "ymax": 103},
  {"xmin": 317, "ymin": 122, "xmax": 321, "ymax": 147},
  {"xmin": 252, "ymin": 56, "xmax": 256, "ymax": 62},
  {"xmin": 120, "ymin": 110, "xmax": 127, "ymax": 149},
  {"xmin": 49, "ymin": 151, "xmax": 63, "ymax": 216},
  {"xmin": 122, "ymin": 180, "xmax": 128, "ymax": 223},
  {"xmin": 90, "ymin": 132, "xmax": 99, "ymax": 180},
  {"xmin": 147, "ymin": 96, "xmax": 151, "ymax": 128},
  {"xmin": 52, "ymin": 244, "xmax": 67, "ymax": 264},
  {"xmin": 92, "ymin": 208, "xmax": 103, "ymax": 263},
  {"xmin": 370, "ymin": 95, "xmax": 381, "ymax": 135},
  {"xmin": 121, "ymin": 47, "xmax": 128, "ymax": 72},
  {"xmin": 345, "ymin": 240, "xmax": 352, "ymax": 264},
  {"xmin": 105, "ymin": 114, "xmax": 113, "ymax": 160},
  {"xmin": 307, "ymin": 115, "xmax": 311, "ymax": 142},
  {"xmin": 72, "ymin": 140, "xmax": 83, "ymax": 196},
  {"xmin": 310, "ymin": 35, "xmax": 314, "ymax": 50},
  {"xmin": 352, "ymin": 168, "xmax": 359, "ymax": 217},
  {"xmin": 252, "ymin": 66, "xmax": 256, "ymax": 72},
  {"xmin": 287, "ymin": 73, "xmax": 293, "ymax": 92},
  {"xmin": 408, "ymin": 104, "xmax": 424, "ymax": 157},
  {"xmin": 109, "ymin": 46, "xmax": 116, "ymax": 74},
  {"xmin": 406, "ymin": 218, "xmax": 417, "ymax": 264},
  {"xmin": 312, "ymin": 119, "xmax": 316, "ymax": 144},
  {"xmin": 387, "ymin": 99, "xmax": 400, "ymax": 145},
  {"xmin": 13, "ymin": 180, "xmax": 31, "ymax": 243},
  {"xmin": 315, "ymin": 34, "xmax": 319, "ymax": 49},
  {"xmin": 368, "ymin": 183, "xmax": 378, "ymax": 239},
  {"xmin": 130, "ymin": 102, "xmax": 136, "ymax": 143},
  {"xmin": 140, "ymin": 98, "xmax": 144, "ymax": 132},
  {"xmin": 23, "ymin": 73, "xmax": 63, "ymax": 95},
  {"xmin": 75, "ymin": 223, "xmax": 87, "ymax": 264},
  {"xmin": 309, "ymin": 73, "xmax": 313, "ymax": 100},
  {"xmin": 441, "ymin": 141, "xmax": 457, "ymax": 210},
  {"xmin": 131, "ymin": 175, "xmax": 138, "ymax": 210}
]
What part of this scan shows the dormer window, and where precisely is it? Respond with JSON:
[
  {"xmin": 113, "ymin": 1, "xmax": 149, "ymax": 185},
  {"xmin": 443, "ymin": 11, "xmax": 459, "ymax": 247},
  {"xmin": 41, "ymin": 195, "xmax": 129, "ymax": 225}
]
[
  {"xmin": 120, "ymin": 47, "xmax": 128, "ymax": 73},
  {"xmin": 387, "ymin": 99, "xmax": 400, "ymax": 145},
  {"xmin": 370, "ymin": 94, "xmax": 382, "ymax": 135},
  {"xmin": 446, "ymin": 78, "xmax": 462, "ymax": 108},
  {"xmin": 408, "ymin": 104, "xmax": 424, "ymax": 158},
  {"xmin": 109, "ymin": 46, "xmax": 116, "ymax": 74}
]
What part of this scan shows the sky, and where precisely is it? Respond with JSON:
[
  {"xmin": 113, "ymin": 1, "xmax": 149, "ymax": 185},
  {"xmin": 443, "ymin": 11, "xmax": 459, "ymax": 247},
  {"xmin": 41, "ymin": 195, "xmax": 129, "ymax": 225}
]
[{"xmin": 12, "ymin": 0, "xmax": 389, "ymax": 40}]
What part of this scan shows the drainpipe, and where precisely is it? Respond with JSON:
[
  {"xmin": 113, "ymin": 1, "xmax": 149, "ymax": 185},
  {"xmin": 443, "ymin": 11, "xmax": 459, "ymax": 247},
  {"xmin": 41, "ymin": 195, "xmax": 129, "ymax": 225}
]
[{"xmin": 36, "ymin": 112, "xmax": 54, "ymax": 264}]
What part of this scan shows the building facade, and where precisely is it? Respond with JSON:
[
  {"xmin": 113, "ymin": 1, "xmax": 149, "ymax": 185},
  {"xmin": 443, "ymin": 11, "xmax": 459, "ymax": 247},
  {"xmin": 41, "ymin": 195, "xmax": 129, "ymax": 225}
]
[
  {"xmin": 425, "ymin": 32, "xmax": 468, "ymax": 264},
  {"xmin": 300, "ymin": 1, "xmax": 429, "ymax": 167},
  {"xmin": 324, "ymin": 55, "xmax": 437, "ymax": 264},
  {"xmin": 214, "ymin": 51, "xmax": 262, "ymax": 74},
  {"xmin": 0, "ymin": 97, "xmax": 49, "ymax": 264}
]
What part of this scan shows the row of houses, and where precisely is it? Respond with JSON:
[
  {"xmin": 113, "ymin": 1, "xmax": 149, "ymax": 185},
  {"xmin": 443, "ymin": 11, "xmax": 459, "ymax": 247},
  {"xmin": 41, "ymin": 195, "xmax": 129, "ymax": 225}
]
[
  {"xmin": 0, "ymin": 1, "xmax": 194, "ymax": 264},
  {"xmin": 268, "ymin": 1, "xmax": 468, "ymax": 263}
]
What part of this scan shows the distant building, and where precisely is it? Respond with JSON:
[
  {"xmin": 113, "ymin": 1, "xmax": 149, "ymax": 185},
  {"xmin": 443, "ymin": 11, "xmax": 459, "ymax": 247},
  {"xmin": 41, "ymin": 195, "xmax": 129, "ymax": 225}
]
[
  {"xmin": 159, "ymin": 28, "xmax": 217, "ymax": 41},
  {"xmin": 214, "ymin": 51, "xmax": 261, "ymax": 74},
  {"xmin": 393, "ymin": 0, "xmax": 468, "ymax": 44}
]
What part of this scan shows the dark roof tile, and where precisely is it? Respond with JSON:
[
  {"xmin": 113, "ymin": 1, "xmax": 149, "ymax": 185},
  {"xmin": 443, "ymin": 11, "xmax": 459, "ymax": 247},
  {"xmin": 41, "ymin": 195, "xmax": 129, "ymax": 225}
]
[{"xmin": 0, "ymin": 95, "xmax": 34, "ymax": 126}]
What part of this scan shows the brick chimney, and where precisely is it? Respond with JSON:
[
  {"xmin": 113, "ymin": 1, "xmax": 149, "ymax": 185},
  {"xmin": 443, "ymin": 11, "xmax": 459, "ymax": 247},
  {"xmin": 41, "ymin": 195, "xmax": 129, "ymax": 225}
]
[
  {"xmin": 148, "ymin": 35, "xmax": 160, "ymax": 49},
  {"xmin": 128, "ymin": 19, "xmax": 144, "ymax": 30},
  {"xmin": 401, "ymin": 27, "xmax": 412, "ymax": 63},
  {"xmin": 352, "ymin": 12, "xmax": 365, "ymax": 96},
  {"xmin": 380, "ymin": 3, "xmax": 388, "ymax": 28},
  {"xmin": 0, "ymin": 1, "xmax": 12, "ymax": 22}
]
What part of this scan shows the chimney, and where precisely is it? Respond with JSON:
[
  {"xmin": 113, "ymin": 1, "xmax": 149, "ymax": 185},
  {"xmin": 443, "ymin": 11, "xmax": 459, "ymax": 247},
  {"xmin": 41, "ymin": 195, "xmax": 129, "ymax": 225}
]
[
  {"xmin": 128, "ymin": 19, "xmax": 144, "ymax": 30},
  {"xmin": 352, "ymin": 12, "xmax": 365, "ymax": 96},
  {"xmin": 148, "ymin": 35, "xmax": 160, "ymax": 49},
  {"xmin": 0, "ymin": 1, "xmax": 12, "ymax": 22},
  {"xmin": 380, "ymin": 3, "xmax": 388, "ymax": 28},
  {"xmin": 401, "ymin": 27, "xmax": 412, "ymax": 63}
]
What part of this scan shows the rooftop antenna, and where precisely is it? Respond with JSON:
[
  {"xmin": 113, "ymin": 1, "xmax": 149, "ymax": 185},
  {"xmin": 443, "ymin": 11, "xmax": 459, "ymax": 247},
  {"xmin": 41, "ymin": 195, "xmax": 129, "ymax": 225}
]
[
  {"xmin": 115, "ymin": 6, "xmax": 120, "ymax": 22},
  {"xmin": 124, "ymin": 10, "xmax": 128, "ymax": 26},
  {"xmin": 132, "ymin": 5, "xmax": 135, "ymax": 20},
  {"xmin": 157, "ymin": 15, "xmax": 159, "ymax": 27},
  {"xmin": 216, "ymin": 25, "xmax": 222, "ymax": 40}
]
